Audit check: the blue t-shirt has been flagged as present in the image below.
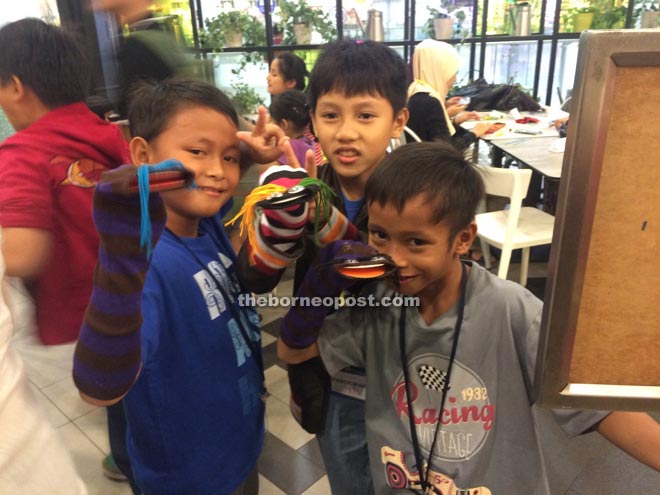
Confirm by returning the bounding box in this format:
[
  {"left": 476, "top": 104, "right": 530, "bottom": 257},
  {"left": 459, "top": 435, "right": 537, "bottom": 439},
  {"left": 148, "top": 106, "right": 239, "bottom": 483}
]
[
  {"left": 123, "top": 216, "right": 264, "bottom": 495},
  {"left": 341, "top": 190, "right": 365, "bottom": 223}
]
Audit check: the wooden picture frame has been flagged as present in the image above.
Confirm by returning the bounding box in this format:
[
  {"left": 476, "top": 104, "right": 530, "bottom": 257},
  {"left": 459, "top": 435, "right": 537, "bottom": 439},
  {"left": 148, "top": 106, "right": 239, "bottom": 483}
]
[{"left": 534, "top": 29, "right": 660, "bottom": 411}]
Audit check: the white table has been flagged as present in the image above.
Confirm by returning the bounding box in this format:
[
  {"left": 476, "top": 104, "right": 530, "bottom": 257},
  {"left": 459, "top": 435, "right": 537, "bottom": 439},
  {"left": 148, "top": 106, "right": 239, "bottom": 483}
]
[
  {"left": 461, "top": 109, "right": 567, "bottom": 141},
  {"left": 489, "top": 136, "right": 564, "bottom": 179}
]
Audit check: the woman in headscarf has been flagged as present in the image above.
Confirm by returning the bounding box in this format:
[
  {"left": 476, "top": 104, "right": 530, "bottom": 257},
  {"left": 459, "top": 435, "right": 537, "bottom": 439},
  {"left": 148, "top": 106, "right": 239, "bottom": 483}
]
[{"left": 407, "top": 40, "right": 493, "bottom": 149}]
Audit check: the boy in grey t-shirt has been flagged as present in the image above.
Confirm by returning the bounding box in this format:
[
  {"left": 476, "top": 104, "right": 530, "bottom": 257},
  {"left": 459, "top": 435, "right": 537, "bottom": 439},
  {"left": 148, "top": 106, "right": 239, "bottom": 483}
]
[{"left": 277, "top": 141, "right": 660, "bottom": 494}]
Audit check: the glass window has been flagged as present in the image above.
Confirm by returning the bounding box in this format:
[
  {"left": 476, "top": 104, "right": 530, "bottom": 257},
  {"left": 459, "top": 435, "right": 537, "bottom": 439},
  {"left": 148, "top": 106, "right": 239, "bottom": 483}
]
[
  {"left": 0, "top": 1, "right": 59, "bottom": 25},
  {"left": 551, "top": 39, "right": 580, "bottom": 109},
  {"left": 210, "top": 52, "right": 269, "bottom": 115},
  {"left": 482, "top": 41, "right": 539, "bottom": 89},
  {"left": 155, "top": 0, "right": 197, "bottom": 45},
  {"left": 414, "top": 0, "right": 475, "bottom": 41},
  {"left": 341, "top": 0, "right": 407, "bottom": 42}
]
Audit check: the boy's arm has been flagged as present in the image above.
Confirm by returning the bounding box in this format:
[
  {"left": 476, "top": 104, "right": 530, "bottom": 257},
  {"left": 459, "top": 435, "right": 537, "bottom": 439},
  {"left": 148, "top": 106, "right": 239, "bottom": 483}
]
[
  {"left": 277, "top": 340, "right": 319, "bottom": 364},
  {"left": 1, "top": 228, "right": 52, "bottom": 278},
  {"left": 276, "top": 240, "right": 377, "bottom": 364},
  {"left": 0, "top": 149, "right": 54, "bottom": 278},
  {"left": 597, "top": 411, "right": 660, "bottom": 471}
]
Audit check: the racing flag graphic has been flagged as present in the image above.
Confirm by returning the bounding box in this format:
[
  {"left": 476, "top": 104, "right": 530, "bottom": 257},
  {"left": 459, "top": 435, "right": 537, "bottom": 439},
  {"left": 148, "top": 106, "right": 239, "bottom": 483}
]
[{"left": 417, "top": 364, "right": 449, "bottom": 392}]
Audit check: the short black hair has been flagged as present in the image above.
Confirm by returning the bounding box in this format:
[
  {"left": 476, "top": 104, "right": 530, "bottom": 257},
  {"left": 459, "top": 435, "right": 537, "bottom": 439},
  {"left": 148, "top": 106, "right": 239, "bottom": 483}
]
[
  {"left": 307, "top": 40, "right": 407, "bottom": 115},
  {"left": 0, "top": 18, "right": 89, "bottom": 108},
  {"left": 269, "top": 90, "right": 310, "bottom": 132},
  {"left": 128, "top": 78, "right": 238, "bottom": 142},
  {"left": 274, "top": 52, "right": 308, "bottom": 91},
  {"left": 365, "top": 142, "right": 485, "bottom": 238}
]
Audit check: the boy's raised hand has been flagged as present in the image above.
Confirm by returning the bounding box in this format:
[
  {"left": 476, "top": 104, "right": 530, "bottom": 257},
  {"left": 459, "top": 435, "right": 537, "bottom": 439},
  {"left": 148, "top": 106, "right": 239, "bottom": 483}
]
[
  {"left": 280, "top": 137, "right": 317, "bottom": 179},
  {"left": 237, "top": 106, "right": 287, "bottom": 164},
  {"left": 280, "top": 139, "right": 324, "bottom": 224}
]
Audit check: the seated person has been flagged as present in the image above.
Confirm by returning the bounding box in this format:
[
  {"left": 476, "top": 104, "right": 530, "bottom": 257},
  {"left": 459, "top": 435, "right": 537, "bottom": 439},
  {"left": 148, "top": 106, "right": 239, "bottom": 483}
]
[{"left": 407, "top": 40, "right": 494, "bottom": 150}]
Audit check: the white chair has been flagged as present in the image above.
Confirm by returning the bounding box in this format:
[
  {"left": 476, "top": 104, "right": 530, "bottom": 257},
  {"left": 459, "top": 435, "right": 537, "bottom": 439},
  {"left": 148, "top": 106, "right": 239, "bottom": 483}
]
[
  {"left": 475, "top": 166, "right": 555, "bottom": 286},
  {"left": 389, "top": 126, "right": 422, "bottom": 150}
]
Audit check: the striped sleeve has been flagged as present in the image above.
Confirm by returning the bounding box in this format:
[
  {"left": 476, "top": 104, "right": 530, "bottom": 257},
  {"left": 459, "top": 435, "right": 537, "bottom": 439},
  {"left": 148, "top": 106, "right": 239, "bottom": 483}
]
[{"left": 315, "top": 206, "right": 359, "bottom": 245}]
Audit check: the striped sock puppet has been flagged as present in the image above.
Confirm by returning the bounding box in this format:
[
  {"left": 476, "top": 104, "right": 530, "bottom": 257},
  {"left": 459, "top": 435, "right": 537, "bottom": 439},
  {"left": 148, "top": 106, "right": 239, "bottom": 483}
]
[
  {"left": 73, "top": 160, "right": 191, "bottom": 402},
  {"left": 227, "top": 165, "right": 358, "bottom": 276}
]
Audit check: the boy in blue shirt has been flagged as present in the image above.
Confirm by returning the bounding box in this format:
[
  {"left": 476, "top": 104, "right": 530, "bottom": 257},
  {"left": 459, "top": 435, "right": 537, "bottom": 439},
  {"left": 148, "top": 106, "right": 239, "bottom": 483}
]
[
  {"left": 74, "top": 79, "right": 271, "bottom": 494},
  {"left": 277, "top": 141, "right": 660, "bottom": 494}
]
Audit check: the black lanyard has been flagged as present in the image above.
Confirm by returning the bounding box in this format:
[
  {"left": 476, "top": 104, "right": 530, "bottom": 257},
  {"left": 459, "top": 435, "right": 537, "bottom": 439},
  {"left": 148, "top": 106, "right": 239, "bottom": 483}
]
[
  {"left": 165, "top": 226, "right": 266, "bottom": 394},
  {"left": 399, "top": 261, "right": 468, "bottom": 494}
]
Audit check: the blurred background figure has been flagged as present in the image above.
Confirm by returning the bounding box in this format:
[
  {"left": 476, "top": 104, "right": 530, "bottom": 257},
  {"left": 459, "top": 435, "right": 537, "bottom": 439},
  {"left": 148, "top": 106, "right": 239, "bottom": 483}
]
[{"left": 92, "top": 0, "right": 191, "bottom": 119}]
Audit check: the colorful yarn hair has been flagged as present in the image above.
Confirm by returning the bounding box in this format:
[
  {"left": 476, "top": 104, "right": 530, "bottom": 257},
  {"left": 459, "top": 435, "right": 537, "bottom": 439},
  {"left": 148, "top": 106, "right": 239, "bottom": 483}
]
[
  {"left": 134, "top": 159, "right": 196, "bottom": 257},
  {"left": 225, "top": 178, "right": 335, "bottom": 250}
]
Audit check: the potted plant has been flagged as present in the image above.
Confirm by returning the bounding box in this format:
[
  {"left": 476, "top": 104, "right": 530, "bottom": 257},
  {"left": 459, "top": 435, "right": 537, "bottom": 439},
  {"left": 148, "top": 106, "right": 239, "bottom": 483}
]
[
  {"left": 425, "top": 7, "right": 454, "bottom": 40},
  {"left": 424, "top": 5, "right": 468, "bottom": 40},
  {"left": 576, "top": 6, "right": 597, "bottom": 31},
  {"left": 276, "top": 0, "right": 337, "bottom": 45},
  {"left": 200, "top": 10, "right": 264, "bottom": 49}
]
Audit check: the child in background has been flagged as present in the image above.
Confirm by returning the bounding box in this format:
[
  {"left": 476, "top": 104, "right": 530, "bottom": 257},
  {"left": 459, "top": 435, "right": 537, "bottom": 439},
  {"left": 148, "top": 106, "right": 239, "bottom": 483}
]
[
  {"left": 74, "top": 79, "right": 265, "bottom": 495},
  {"left": 269, "top": 89, "right": 314, "bottom": 167},
  {"left": 239, "top": 40, "right": 410, "bottom": 495},
  {"left": 0, "top": 18, "right": 129, "bottom": 345},
  {"left": 267, "top": 51, "right": 308, "bottom": 95},
  {"left": 266, "top": 52, "right": 325, "bottom": 165},
  {"left": 277, "top": 141, "right": 660, "bottom": 494}
]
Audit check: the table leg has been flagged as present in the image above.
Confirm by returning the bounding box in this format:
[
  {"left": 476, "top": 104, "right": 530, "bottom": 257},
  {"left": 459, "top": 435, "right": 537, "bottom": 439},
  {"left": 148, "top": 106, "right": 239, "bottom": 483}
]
[
  {"left": 490, "top": 145, "right": 505, "bottom": 168},
  {"left": 543, "top": 177, "right": 560, "bottom": 215},
  {"left": 525, "top": 169, "right": 543, "bottom": 207}
]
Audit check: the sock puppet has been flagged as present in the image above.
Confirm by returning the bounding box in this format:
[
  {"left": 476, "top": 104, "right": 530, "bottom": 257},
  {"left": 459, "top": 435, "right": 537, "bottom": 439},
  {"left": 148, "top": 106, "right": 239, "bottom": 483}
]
[{"left": 73, "top": 160, "right": 192, "bottom": 402}]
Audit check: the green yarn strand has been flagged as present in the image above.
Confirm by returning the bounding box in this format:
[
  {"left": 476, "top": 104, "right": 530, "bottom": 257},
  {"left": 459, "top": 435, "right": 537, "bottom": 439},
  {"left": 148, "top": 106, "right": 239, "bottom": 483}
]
[{"left": 299, "top": 177, "right": 336, "bottom": 242}]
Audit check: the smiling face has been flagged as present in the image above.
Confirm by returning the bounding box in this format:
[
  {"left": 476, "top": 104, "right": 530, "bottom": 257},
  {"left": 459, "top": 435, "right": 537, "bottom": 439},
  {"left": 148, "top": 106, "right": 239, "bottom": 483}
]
[
  {"left": 368, "top": 194, "right": 475, "bottom": 321},
  {"left": 267, "top": 59, "right": 296, "bottom": 96},
  {"left": 310, "top": 90, "right": 407, "bottom": 189},
  {"left": 131, "top": 105, "right": 240, "bottom": 237}
]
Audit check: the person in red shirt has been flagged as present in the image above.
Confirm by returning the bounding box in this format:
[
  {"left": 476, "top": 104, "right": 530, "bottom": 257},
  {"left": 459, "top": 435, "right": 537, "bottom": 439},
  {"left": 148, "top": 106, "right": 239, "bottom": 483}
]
[{"left": 0, "top": 18, "right": 130, "bottom": 345}]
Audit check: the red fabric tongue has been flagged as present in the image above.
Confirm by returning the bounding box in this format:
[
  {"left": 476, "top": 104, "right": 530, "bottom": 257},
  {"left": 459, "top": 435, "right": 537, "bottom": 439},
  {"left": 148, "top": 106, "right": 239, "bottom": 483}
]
[{"left": 338, "top": 265, "right": 387, "bottom": 279}]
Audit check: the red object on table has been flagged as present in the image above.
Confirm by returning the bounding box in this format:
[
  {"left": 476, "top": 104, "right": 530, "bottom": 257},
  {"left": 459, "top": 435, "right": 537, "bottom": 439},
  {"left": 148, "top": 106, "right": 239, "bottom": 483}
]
[{"left": 515, "top": 116, "right": 540, "bottom": 124}]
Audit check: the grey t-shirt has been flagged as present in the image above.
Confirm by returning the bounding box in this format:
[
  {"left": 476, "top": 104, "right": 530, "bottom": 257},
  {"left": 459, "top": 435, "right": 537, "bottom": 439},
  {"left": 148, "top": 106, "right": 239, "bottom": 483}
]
[{"left": 318, "top": 262, "right": 608, "bottom": 495}]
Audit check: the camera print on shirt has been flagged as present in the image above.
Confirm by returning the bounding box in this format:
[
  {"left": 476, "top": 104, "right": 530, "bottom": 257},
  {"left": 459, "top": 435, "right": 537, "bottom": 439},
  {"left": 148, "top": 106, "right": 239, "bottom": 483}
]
[{"left": 383, "top": 353, "right": 494, "bottom": 494}]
